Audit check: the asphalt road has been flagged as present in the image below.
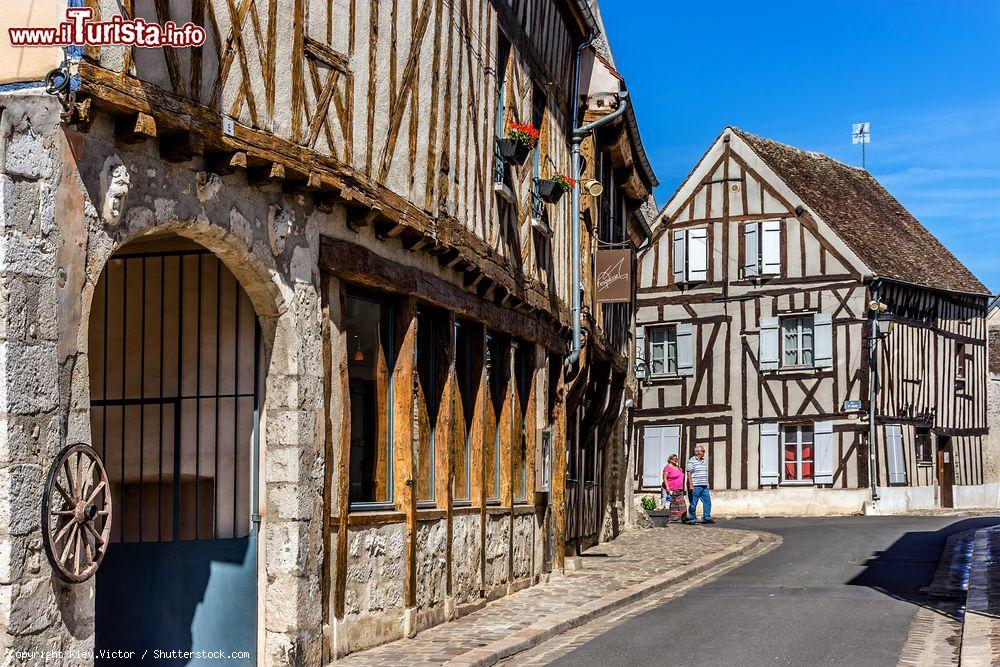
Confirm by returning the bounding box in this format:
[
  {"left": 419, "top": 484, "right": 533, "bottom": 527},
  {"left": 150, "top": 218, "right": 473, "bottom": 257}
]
[{"left": 548, "top": 515, "right": 1000, "bottom": 667}]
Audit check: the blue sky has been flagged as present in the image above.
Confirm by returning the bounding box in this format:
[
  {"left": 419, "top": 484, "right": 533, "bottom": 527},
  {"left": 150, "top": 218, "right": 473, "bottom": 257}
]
[{"left": 600, "top": 0, "right": 1000, "bottom": 293}]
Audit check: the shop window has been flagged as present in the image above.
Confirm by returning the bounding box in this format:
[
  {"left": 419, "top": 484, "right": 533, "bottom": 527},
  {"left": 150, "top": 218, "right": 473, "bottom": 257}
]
[
  {"left": 485, "top": 333, "right": 507, "bottom": 502},
  {"left": 346, "top": 293, "right": 396, "bottom": 507},
  {"left": 512, "top": 341, "right": 532, "bottom": 502},
  {"left": 416, "top": 308, "right": 447, "bottom": 504},
  {"left": 454, "top": 322, "right": 478, "bottom": 503}
]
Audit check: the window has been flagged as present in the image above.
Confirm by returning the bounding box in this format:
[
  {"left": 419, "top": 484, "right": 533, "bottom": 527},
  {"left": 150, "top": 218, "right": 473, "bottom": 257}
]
[
  {"left": 743, "top": 220, "right": 781, "bottom": 277},
  {"left": 641, "top": 426, "right": 680, "bottom": 488},
  {"left": 672, "top": 227, "right": 708, "bottom": 283},
  {"left": 645, "top": 324, "right": 694, "bottom": 377},
  {"left": 485, "top": 333, "right": 507, "bottom": 501},
  {"left": 760, "top": 314, "right": 832, "bottom": 371},
  {"left": 782, "top": 425, "right": 814, "bottom": 482},
  {"left": 782, "top": 316, "right": 814, "bottom": 367},
  {"left": 416, "top": 308, "right": 447, "bottom": 504},
  {"left": 531, "top": 84, "right": 546, "bottom": 220},
  {"left": 493, "top": 32, "right": 512, "bottom": 184},
  {"left": 454, "top": 322, "right": 477, "bottom": 503},
  {"left": 956, "top": 343, "right": 968, "bottom": 390},
  {"left": 513, "top": 341, "right": 532, "bottom": 501},
  {"left": 648, "top": 327, "right": 677, "bottom": 376},
  {"left": 346, "top": 294, "right": 395, "bottom": 507},
  {"left": 915, "top": 427, "right": 932, "bottom": 465}
]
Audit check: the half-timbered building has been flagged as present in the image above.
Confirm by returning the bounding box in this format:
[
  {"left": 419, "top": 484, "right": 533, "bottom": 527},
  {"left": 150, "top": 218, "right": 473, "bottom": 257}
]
[
  {"left": 0, "top": 0, "right": 654, "bottom": 662},
  {"left": 633, "top": 128, "right": 992, "bottom": 516}
]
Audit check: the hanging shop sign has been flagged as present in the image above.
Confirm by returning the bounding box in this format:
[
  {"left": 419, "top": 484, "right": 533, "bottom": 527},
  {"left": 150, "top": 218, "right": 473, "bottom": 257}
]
[{"left": 595, "top": 249, "right": 632, "bottom": 303}]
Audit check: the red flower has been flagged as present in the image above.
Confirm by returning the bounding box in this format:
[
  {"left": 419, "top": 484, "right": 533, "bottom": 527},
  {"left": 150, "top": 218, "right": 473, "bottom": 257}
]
[
  {"left": 552, "top": 174, "right": 576, "bottom": 192},
  {"left": 506, "top": 120, "right": 540, "bottom": 147}
]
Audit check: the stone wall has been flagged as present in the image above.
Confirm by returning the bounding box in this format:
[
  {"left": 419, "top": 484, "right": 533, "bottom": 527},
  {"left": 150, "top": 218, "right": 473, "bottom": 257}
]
[
  {"left": 986, "top": 312, "right": 1000, "bottom": 485},
  {"left": 340, "top": 524, "right": 407, "bottom": 652},
  {"left": 0, "top": 90, "right": 327, "bottom": 665}
]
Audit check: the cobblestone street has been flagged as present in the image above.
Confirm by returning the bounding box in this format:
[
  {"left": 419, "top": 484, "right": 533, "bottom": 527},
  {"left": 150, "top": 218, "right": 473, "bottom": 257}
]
[{"left": 338, "top": 525, "right": 764, "bottom": 665}]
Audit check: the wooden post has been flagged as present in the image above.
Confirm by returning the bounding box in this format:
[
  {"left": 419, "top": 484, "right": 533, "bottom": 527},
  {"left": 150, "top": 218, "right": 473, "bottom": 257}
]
[
  {"left": 332, "top": 282, "right": 351, "bottom": 622},
  {"left": 394, "top": 299, "right": 418, "bottom": 624},
  {"left": 550, "top": 356, "right": 567, "bottom": 572},
  {"left": 438, "top": 314, "right": 456, "bottom": 606}
]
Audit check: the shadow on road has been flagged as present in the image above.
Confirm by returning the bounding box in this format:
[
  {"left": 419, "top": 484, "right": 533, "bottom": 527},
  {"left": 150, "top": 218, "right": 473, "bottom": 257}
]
[{"left": 847, "top": 515, "right": 1000, "bottom": 620}]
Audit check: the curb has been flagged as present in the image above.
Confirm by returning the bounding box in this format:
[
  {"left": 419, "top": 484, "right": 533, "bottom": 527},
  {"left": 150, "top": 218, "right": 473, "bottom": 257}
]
[
  {"left": 444, "top": 530, "right": 772, "bottom": 667},
  {"left": 960, "top": 526, "right": 998, "bottom": 667}
]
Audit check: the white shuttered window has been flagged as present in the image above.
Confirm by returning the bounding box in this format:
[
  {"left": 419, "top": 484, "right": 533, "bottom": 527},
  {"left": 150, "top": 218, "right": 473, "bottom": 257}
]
[
  {"left": 642, "top": 426, "right": 680, "bottom": 488},
  {"left": 647, "top": 325, "right": 694, "bottom": 377},
  {"left": 744, "top": 220, "right": 781, "bottom": 276},
  {"left": 672, "top": 227, "right": 708, "bottom": 283},
  {"left": 885, "top": 425, "right": 907, "bottom": 484},
  {"left": 760, "top": 423, "right": 780, "bottom": 485}
]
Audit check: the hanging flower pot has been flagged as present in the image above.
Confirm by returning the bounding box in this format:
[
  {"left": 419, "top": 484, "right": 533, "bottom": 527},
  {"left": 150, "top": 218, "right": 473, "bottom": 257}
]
[
  {"left": 496, "top": 137, "right": 531, "bottom": 166},
  {"left": 496, "top": 120, "right": 539, "bottom": 167},
  {"left": 537, "top": 173, "right": 575, "bottom": 204}
]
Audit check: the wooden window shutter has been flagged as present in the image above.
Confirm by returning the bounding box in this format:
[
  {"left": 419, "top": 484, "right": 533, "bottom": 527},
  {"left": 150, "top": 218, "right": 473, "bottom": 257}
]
[
  {"left": 642, "top": 427, "right": 662, "bottom": 487},
  {"left": 886, "top": 424, "right": 907, "bottom": 484},
  {"left": 672, "top": 229, "right": 686, "bottom": 284},
  {"left": 814, "top": 313, "right": 833, "bottom": 368},
  {"left": 759, "top": 317, "right": 780, "bottom": 370},
  {"left": 687, "top": 228, "right": 708, "bottom": 282},
  {"left": 663, "top": 426, "right": 681, "bottom": 463},
  {"left": 635, "top": 325, "right": 646, "bottom": 379},
  {"left": 676, "top": 323, "right": 694, "bottom": 376},
  {"left": 761, "top": 219, "right": 781, "bottom": 275},
  {"left": 813, "top": 421, "right": 834, "bottom": 484},
  {"left": 759, "top": 423, "right": 780, "bottom": 485},
  {"left": 743, "top": 222, "right": 759, "bottom": 277}
]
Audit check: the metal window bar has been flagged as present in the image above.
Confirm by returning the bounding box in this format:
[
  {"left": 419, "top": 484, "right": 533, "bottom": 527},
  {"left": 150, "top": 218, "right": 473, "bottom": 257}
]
[{"left": 91, "top": 251, "right": 260, "bottom": 544}]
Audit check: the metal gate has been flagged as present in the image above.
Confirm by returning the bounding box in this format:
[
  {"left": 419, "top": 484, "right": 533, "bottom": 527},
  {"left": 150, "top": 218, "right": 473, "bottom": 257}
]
[{"left": 89, "top": 246, "right": 261, "bottom": 665}]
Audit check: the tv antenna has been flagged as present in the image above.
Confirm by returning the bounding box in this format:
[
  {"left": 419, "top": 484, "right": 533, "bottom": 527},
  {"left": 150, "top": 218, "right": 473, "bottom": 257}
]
[{"left": 852, "top": 122, "right": 871, "bottom": 169}]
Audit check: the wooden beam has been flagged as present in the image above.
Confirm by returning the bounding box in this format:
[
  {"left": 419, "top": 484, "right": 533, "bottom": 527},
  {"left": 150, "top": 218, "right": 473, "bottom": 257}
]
[
  {"left": 247, "top": 161, "right": 286, "bottom": 186},
  {"left": 319, "top": 237, "right": 567, "bottom": 352},
  {"left": 346, "top": 204, "right": 383, "bottom": 230},
  {"left": 158, "top": 132, "right": 203, "bottom": 162},
  {"left": 394, "top": 299, "right": 418, "bottom": 610},
  {"left": 205, "top": 150, "right": 247, "bottom": 175},
  {"left": 114, "top": 112, "right": 157, "bottom": 144}
]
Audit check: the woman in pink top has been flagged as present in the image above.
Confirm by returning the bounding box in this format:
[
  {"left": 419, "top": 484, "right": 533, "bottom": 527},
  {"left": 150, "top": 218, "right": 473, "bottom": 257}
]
[{"left": 661, "top": 454, "right": 687, "bottom": 524}]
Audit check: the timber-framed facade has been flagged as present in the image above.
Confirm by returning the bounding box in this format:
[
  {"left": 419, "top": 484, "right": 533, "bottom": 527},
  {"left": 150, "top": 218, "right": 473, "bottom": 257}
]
[
  {"left": 0, "top": 0, "right": 655, "bottom": 663},
  {"left": 633, "top": 128, "right": 991, "bottom": 516}
]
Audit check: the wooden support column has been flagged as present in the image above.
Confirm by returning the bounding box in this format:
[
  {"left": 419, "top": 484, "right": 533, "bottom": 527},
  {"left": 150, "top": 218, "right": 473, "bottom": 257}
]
[
  {"left": 470, "top": 329, "right": 488, "bottom": 593},
  {"left": 550, "top": 357, "right": 568, "bottom": 572},
  {"left": 394, "top": 298, "right": 419, "bottom": 632},
  {"left": 439, "top": 314, "right": 456, "bottom": 608},
  {"left": 500, "top": 341, "right": 514, "bottom": 509},
  {"left": 331, "top": 280, "right": 351, "bottom": 624}
]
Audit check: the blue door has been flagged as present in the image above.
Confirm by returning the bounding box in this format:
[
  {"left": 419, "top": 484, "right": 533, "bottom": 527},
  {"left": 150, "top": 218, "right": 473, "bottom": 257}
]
[{"left": 90, "top": 246, "right": 261, "bottom": 665}]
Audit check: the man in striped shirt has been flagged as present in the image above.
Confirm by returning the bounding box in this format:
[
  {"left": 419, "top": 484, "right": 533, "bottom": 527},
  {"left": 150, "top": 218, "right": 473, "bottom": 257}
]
[{"left": 686, "top": 446, "right": 714, "bottom": 524}]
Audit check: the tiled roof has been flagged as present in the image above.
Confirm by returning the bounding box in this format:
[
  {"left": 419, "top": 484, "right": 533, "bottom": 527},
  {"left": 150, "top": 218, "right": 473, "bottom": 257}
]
[{"left": 733, "top": 128, "right": 989, "bottom": 296}]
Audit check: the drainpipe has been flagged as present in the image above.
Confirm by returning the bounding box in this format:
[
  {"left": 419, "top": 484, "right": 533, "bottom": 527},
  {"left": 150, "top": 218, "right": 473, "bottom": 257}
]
[
  {"left": 869, "top": 278, "right": 881, "bottom": 501},
  {"left": 566, "top": 89, "right": 630, "bottom": 367}
]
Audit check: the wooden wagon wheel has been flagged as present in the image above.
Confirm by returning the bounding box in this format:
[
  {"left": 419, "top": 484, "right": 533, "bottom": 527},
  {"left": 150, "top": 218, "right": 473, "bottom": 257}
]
[{"left": 41, "top": 443, "right": 113, "bottom": 583}]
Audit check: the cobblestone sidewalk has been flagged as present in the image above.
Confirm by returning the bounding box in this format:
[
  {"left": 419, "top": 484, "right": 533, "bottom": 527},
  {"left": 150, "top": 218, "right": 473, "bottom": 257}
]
[
  {"left": 961, "top": 525, "right": 1000, "bottom": 666},
  {"left": 338, "top": 525, "right": 766, "bottom": 666}
]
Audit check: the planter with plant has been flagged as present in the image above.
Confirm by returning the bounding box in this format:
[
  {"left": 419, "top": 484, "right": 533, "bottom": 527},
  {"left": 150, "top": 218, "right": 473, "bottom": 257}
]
[
  {"left": 640, "top": 496, "right": 657, "bottom": 512},
  {"left": 495, "top": 120, "right": 539, "bottom": 167},
  {"left": 536, "top": 173, "right": 575, "bottom": 204}
]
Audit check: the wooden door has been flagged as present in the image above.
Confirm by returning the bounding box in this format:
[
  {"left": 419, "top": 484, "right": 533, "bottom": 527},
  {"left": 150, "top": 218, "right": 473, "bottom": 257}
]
[{"left": 937, "top": 437, "right": 954, "bottom": 508}]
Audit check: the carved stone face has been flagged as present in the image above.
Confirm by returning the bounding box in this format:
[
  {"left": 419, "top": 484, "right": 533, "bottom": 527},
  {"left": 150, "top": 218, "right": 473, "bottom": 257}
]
[
  {"left": 268, "top": 205, "right": 293, "bottom": 256},
  {"left": 101, "top": 161, "right": 131, "bottom": 225}
]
